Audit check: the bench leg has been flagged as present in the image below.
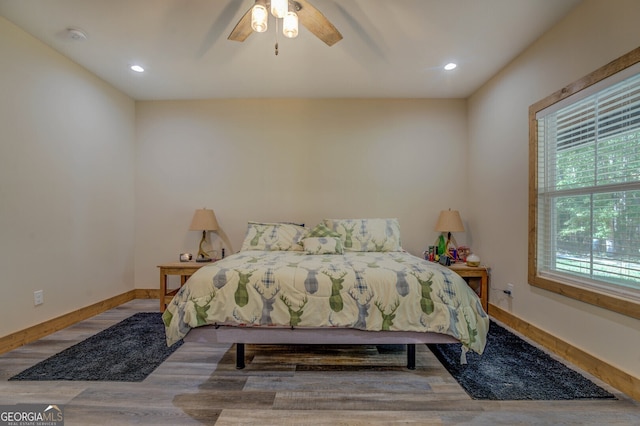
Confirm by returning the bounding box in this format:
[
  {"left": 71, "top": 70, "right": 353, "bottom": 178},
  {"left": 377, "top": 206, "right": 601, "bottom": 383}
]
[
  {"left": 407, "top": 344, "right": 416, "bottom": 370},
  {"left": 235, "top": 343, "right": 245, "bottom": 369}
]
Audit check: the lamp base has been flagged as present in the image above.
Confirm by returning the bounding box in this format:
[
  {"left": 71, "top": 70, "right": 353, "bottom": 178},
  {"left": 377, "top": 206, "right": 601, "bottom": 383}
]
[{"left": 196, "top": 230, "right": 212, "bottom": 262}]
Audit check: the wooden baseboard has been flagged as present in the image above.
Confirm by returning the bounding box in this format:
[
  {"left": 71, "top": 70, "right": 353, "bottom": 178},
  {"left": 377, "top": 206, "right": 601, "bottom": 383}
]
[
  {"left": 489, "top": 303, "right": 640, "bottom": 402},
  {"left": 0, "top": 289, "right": 158, "bottom": 355},
  {"left": 136, "top": 288, "right": 159, "bottom": 300}
]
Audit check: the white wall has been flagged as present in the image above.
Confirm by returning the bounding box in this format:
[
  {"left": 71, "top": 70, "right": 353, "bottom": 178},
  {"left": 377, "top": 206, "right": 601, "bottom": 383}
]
[
  {"left": 0, "top": 17, "right": 136, "bottom": 337},
  {"left": 134, "top": 99, "right": 469, "bottom": 289},
  {"left": 468, "top": 0, "right": 640, "bottom": 378}
]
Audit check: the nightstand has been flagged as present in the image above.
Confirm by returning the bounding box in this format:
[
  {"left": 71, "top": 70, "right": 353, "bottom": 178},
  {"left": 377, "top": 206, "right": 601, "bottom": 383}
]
[
  {"left": 158, "top": 261, "right": 211, "bottom": 312},
  {"left": 447, "top": 262, "right": 489, "bottom": 312}
]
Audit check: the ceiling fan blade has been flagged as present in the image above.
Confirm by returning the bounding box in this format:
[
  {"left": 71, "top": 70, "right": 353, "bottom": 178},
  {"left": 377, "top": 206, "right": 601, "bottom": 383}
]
[
  {"left": 228, "top": 5, "right": 254, "bottom": 42},
  {"left": 295, "top": 0, "right": 343, "bottom": 46}
]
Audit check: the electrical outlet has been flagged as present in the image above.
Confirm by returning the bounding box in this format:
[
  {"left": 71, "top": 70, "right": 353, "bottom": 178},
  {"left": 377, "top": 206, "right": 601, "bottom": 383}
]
[
  {"left": 506, "top": 283, "right": 514, "bottom": 298},
  {"left": 34, "top": 290, "right": 44, "bottom": 306}
]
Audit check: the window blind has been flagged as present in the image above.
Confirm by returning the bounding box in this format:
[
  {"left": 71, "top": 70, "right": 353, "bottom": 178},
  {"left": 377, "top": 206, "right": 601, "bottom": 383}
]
[{"left": 536, "top": 71, "right": 640, "bottom": 297}]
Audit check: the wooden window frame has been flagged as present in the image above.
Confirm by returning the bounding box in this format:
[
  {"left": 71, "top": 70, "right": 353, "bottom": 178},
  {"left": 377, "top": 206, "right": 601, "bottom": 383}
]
[{"left": 528, "top": 46, "right": 640, "bottom": 320}]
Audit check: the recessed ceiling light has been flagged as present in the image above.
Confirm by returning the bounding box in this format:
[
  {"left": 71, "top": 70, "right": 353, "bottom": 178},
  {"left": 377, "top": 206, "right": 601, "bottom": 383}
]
[
  {"left": 444, "top": 63, "right": 457, "bottom": 71},
  {"left": 130, "top": 65, "right": 145, "bottom": 73}
]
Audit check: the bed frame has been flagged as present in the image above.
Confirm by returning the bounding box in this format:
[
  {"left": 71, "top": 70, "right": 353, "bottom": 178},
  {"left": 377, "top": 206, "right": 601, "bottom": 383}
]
[{"left": 184, "top": 326, "right": 458, "bottom": 369}]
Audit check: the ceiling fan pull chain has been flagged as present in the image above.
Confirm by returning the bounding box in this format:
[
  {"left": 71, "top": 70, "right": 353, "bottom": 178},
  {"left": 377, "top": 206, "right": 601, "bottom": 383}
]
[{"left": 275, "top": 17, "right": 279, "bottom": 55}]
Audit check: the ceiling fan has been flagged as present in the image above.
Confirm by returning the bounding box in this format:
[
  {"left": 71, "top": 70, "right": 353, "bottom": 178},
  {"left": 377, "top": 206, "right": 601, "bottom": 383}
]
[{"left": 228, "top": 0, "right": 343, "bottom": 47}]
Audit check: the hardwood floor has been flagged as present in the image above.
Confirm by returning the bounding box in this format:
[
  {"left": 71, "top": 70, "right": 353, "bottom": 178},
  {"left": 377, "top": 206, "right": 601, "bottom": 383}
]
[{"left": 1, "top": 299, "right": 638, "bottom": 425}]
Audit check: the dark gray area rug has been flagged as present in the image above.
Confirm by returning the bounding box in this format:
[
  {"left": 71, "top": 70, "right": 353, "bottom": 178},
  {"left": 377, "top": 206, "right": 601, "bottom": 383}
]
[
  {"left": 10, "top": 312, "right": 183, "bottom": 382},
  {"left": 428, "top": 321, "right": 616, "bottom": 400}
]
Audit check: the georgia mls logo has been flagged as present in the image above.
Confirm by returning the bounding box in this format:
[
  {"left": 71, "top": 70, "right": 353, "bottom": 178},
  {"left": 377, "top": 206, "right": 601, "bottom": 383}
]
[{"left": 0, "top": 404, "right": 64, "bottom": 426}]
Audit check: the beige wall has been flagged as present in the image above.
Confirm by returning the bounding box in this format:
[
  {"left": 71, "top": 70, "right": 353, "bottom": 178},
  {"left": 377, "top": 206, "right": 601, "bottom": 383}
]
[
  {"left": 468, "top": 0, "right": 640, "bottom": 378},
  {"left": 134, "top": 99, "right": 469, "bottom": 290},
  {"left": 0, "top": 17, "right": 136, "bottom": 337}
]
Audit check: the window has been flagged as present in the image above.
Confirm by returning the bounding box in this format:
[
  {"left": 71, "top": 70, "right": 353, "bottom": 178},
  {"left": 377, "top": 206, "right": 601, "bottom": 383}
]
[{"left": 529, "top": 47, "right": 640, "bottom": 319}]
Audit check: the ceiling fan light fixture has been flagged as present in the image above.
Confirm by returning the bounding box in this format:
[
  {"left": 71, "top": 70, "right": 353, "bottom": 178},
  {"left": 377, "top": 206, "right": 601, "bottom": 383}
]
[
  {"left": 283, "top": 11, "right": 299, "bottom": 38},
  {"left": 228, "top": 0, "right": 342, "bottom": 48},
  {"left": 271, "top": 0, "right": 288, "bottom": 19},
  {"left": 251, "top": 3, "right": 268, "bottom": 33}
]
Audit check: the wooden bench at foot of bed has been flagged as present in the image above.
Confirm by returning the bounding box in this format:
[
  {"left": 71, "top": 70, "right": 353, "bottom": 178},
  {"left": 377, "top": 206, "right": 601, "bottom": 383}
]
[{"left": 183, "top": 326, "right": 459, "bottom": 370}]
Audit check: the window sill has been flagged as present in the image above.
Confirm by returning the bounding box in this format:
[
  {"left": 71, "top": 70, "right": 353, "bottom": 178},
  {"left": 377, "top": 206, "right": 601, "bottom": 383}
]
[{"left": 529, "top": 273, "right": 640, "bottom": 320}]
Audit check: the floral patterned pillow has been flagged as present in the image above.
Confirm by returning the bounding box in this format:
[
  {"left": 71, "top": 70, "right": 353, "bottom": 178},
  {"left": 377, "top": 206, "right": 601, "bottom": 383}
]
[
  {"left": 302, "top": 237, "right": 344, "bottom": 255},
  {"left": 323, "top": 218, "right": 402, "bottom": 252},
  {"left": 240, "top": 222, "right": 308, "bottom": 251}
]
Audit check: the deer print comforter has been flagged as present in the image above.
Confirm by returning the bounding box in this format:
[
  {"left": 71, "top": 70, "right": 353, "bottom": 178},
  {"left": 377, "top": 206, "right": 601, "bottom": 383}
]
[{"left": 163, "top": 250, "right": 489, "bottom": 354}]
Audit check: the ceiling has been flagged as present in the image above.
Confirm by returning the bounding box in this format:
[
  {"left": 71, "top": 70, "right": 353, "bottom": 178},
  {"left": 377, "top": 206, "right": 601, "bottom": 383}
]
[{"left": 0, "top": 0, "right": 581, "bottom": 101}]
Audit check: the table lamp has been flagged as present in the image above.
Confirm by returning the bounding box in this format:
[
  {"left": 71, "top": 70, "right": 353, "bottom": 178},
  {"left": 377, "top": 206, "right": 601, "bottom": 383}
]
[
  {"left": 434, "top": 209, "right": 465, "bottom": 257},
  {"left": 189, "top": 208, "right": 219, "bottom": 262}
]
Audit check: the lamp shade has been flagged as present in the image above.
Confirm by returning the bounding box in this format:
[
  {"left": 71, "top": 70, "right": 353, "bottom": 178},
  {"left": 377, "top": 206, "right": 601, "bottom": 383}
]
[
  {"left": 434, "top": 209, "right": 464, "bottom": 233},
  {"left": 189, "top": 208, "right": 219, "bottom": 231},
  {"left": 283, "top": 11, "right": 299, "bottom": 38},
  {"left": 251, "top": 3, "right": 268, "bottom": 33}
]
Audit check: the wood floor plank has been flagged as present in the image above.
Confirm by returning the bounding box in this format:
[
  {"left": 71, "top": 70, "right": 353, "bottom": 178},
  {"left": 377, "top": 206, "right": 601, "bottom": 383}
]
[
  {"left": 64, "top": 405, "right": 216, "bottom": 425},
  {"left": 0, "top": 382, "right": 86, "bottom": 404},
  {"left": 273, "top": 391, "right": 474, "bottom": 411},
  {"left": 245, "top": 371, "right": 436, "bottom": 393},
  {"left": 215, "top": 409, "right": 447, "bottom": 425}
]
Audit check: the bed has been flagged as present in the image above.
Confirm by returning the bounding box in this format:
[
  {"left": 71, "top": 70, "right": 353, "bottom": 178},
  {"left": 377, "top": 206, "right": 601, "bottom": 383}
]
[{"left": 163, "top": 219, "right": 489, "bottom": 369}]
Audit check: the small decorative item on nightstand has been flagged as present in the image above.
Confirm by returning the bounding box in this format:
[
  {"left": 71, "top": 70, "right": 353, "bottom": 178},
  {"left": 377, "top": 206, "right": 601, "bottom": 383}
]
[
  {"left": 466, "top": 253, "right": 480, "bottom": 267},
  {"left": 457, "top": 246, "right": 471, "bottom": 262}
]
